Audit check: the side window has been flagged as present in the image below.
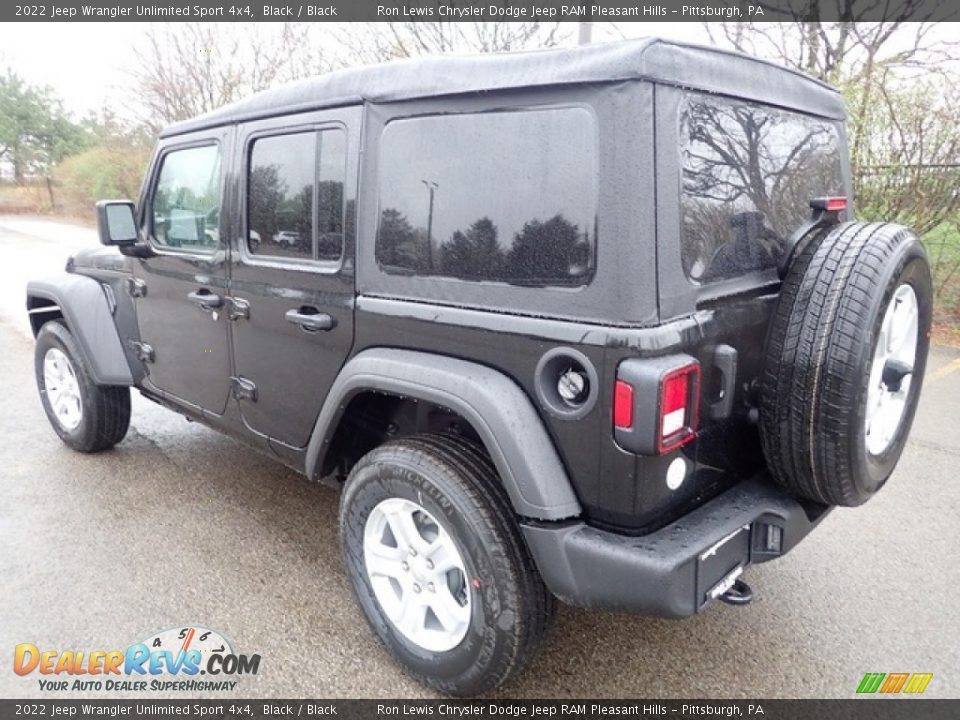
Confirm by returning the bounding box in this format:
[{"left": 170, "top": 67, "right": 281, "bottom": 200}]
[
  {"left": 375, "top": 108, "right": 597, "bottom": 287},
  {"left": 248, "top": 132, "right": 315, "bottom": 260},
  {"left": 246, "top": 127, "right": 347, "bottom": 262},
  {"left": 679, "top": 94, "right": 843, "bottom": 283},
  {"left": 317, "top": 129, "right": 346, "bottom": 261},
  {"left": 152, "top": 144, "right": 222, "bottom": 252}
]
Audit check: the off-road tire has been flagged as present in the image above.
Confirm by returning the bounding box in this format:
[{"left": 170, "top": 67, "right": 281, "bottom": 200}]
[
  {"left": 339, "top": 433, "right": 554, "bottom": 696},
  {"left": 35, "top": 320, "right": 131, "bottom": 453},
  {"left": 760, "top": 222, "right": 932, "bottom": 506}
]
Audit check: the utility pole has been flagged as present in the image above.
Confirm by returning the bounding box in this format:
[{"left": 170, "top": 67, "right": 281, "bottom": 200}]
[
  {"left": 421, "top": 179, "right": 438, "bottom": 271},
  {"left": 578, "top": 22, "right": 593, "bottom": 46}
]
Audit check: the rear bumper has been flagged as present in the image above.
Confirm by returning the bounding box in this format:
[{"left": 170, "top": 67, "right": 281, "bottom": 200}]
[{"left": 521, "top": 477, "right": 831, "bottom": 618}]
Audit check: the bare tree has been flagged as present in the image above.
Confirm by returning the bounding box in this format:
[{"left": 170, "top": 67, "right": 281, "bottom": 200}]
[
  {"left": 337, "top": 22, "right": 567, "bottom": 64},
  {"left": 701, "top": 16, "right": 960, "bottom": 305},
  {"left": 131, "top": 21, "right": 567, "bottom": 131},
  {"left": 851, "top": 74, "right": 960, "bottom": 224},
  {"left": 130, "top": 23, "right": 333, "bottom": 131},
  {"left": 700, "top": 20, "right": 960, "bottom": 197},
  {"left": 704, "top": 20, "right": 957, "bottom": 166},
  {"left": 702, "top": 15, "right": 955, "bottom": 83}
]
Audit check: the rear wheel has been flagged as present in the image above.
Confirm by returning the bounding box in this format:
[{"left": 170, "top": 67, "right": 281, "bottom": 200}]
[
  {"left": 339, "top": 434, "right": 554, "bottom": 695},
  {"left": 35, "top": 320, "right": 131, "bottom": 453},
  {"left": 760, "top": 222, "right": 933, "bottom": 506},
  {"left": 864, "top": 284, "right": 920, "bottom": 457}
]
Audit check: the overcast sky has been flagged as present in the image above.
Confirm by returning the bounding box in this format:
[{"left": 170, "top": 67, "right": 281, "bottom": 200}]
[{"left": 0, "top": 22, "right": 712, "bottom": 119}]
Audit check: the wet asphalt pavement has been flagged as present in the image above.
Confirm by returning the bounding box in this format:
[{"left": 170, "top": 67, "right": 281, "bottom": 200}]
[{"left": 0, "top": 217, "right": 958, "bottom": 699}]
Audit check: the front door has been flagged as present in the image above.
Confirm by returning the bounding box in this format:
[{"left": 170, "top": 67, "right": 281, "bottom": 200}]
[
  {"left": 134, "top": 130, "right": 233, "bottom": 415},
  {"left": 229, "top": 108, "right": 360, "bottom": 448}
]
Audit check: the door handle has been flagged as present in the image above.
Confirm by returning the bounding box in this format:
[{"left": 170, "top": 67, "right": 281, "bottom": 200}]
[
  {"left": 285, "top": 307, "right": 336, "bottom": 332},
  {"left": 188, "top": 289, "right": 223, "bottom": 310}
]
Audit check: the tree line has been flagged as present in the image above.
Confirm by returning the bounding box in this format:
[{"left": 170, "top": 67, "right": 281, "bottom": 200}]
[{"left": 378, "top": 211, "right": 592, "bottom": 284}]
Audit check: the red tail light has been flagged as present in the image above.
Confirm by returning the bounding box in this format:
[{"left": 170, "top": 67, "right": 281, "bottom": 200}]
[
  {"left": 811, "top": 196, "right": 847, "bottom": 212},
  {"left": 658, "top": 364, "right": 700, "bottom": 453},
  {"left": 613, "top": 380, "right": 634, "bottom": 429},
  {"left": 613, "top": 354, "right": 701, "bottom": 456}
]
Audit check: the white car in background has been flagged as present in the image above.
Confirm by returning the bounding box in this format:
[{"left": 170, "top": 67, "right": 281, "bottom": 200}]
[{"left": 273, "top": 230, "right": 300, "bottom": 247}]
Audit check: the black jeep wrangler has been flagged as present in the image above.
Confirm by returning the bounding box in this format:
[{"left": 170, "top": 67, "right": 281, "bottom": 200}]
[{"left": 28, "top": 39, "right": 932, "bottom": 695}]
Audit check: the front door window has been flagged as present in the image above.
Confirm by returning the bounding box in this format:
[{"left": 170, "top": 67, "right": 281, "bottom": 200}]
[{"left": 152, "top": 144, "right": 222, "bottom": 252}]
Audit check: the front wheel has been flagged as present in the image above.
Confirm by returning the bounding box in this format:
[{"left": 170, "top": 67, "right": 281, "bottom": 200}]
[
  {"left": 35, "top": 320, "right": 131, "bottom": 453},
  {"left": 339, "top": 434, "right": 554, "bottom": 696}
]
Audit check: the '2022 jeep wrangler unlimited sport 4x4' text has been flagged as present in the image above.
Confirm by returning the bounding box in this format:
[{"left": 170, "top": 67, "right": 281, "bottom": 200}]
[{"left": 28, "top": 40, "right": 932, "bottom": 695}]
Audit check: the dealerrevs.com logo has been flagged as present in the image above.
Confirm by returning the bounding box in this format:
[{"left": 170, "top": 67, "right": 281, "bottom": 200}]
[{"left": 13, "top": 626, "right": 261, "bottom": 692}]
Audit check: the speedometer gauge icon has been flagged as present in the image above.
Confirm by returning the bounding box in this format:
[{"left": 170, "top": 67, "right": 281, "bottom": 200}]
[{"left": 138, "top": 625, "right": 233, "bottom": 671}]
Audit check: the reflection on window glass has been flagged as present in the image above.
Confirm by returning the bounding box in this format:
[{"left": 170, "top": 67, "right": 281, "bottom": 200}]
[
  {"left": 317, "top": 129, "right": 346, "bottom": 261},
  {"left": 152, "top": 145, "right": 221, "bottom": 252},
  {"left": 376, "top": 108, "right": 597, "bottom": 286},
  {"left": 246, "top": 129, "right": 346, "bottom": 262},
  {"left": 248, "top": 132, "right": 315, "bottom": 260},
  {"left": 680, "top": 94, "right": 843, "bottom": 283}
]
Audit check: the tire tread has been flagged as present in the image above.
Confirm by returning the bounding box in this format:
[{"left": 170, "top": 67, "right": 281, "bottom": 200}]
[
  {"left": 339, "top": 432, "right": 553, "bottom": 695},
  {"left": 35, "top": 320, "right": 130, "bottom": 453},
  {"left": 760, "top": 222, "right": 931, "bottom": 506}
]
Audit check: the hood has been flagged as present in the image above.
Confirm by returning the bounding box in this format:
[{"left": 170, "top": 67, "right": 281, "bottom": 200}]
[{"left": 67, "top": 246, "right": 130, "bottom": 274}]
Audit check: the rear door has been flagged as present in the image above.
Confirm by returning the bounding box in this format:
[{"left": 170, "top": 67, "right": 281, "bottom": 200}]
[
  {"left": 134, "top": 131, "right": 233, "bottom": 415},
  {"left": 229, "top": 107, "right": 360, "bottom": 448}
]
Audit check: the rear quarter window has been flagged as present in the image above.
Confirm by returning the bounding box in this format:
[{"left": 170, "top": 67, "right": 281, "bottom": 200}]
[
  {"left": 375, "top": 107, "right": 598, "bottom": 287},
  {"left": 680, "top": 93, "right": 843, "bottom": 284}
]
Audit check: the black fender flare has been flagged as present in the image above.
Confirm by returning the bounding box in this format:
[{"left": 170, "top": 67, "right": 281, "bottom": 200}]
[
  {"left": 26, "top": 273, "right": 134, "bottom": 386},
  {"left": 305, "top": 348, "right": 582, "bottom": 521}
]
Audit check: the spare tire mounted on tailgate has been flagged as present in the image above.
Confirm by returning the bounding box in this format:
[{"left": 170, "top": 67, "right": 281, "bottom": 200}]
[{"left": 760, "top": 222, "right": 933, "bottom": 507}]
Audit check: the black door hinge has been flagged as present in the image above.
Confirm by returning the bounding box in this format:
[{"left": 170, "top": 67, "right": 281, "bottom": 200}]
[
  {"left": 227, "top": 297, "right": 250, "bottom": 321},
  {"left": 130, "top": 341, "right": 155, "bottom": 363},
  {"left": 230, "top": 376, "right": 257, "bottom": 402},
  {"left": 126, "top": 277, "right": 147, "bottom": 298}
]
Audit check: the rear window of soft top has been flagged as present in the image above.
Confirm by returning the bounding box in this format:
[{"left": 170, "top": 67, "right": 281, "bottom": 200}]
[{"left": 680, "top": 93, "right": 844, "bottom": 284}]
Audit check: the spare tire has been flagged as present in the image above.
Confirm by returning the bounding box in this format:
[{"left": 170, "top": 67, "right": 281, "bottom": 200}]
[{"left": 760, "top": 222, "right": 932, "bottom": 506}]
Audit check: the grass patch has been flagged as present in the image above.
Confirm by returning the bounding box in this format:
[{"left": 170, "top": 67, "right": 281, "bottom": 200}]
[
  {"left": 923, "top": 223, "right": 960, "bottom": 323},
  {"left": 0, "top": 183, "right": 50, "bottom": 214}
]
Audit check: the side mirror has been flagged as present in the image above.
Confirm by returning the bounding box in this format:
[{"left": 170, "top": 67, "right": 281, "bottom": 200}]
[{"left": 95, "top": 200, "right": 138, "bottom": 247}]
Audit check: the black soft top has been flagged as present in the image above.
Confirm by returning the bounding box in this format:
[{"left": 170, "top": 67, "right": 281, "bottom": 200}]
[{"left": 161, "top": 38, "right": 845, "bottom": 138}]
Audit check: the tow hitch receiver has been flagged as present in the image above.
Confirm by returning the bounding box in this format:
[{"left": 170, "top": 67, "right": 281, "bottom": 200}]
[
  {"left": 698, "top": 524, "right": 752, "bottom": 611},
  {"left": 706, "top": 564, "right": 754, "bottom": 607},
  {"left": 720, "top": 578, "right": 754, "bottom": 606}
]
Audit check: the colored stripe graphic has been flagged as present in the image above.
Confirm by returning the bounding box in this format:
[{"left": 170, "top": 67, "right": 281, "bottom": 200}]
[
  {"left": 857, "top": 672, "right": 933, "bottom": 694},
  {"left": 857, "top": 673, "right": 885, "bottom": 693},
  {"left": 904, "top": 673, "right": 933, "bottom": 694},
  {"left": 880, "top": 673, "right": 909, "bottom": 693}
]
